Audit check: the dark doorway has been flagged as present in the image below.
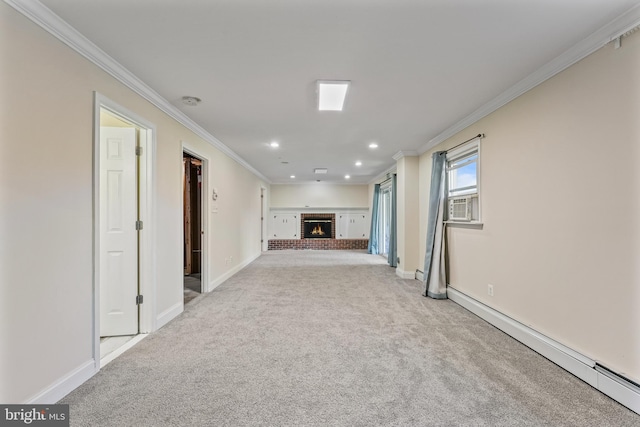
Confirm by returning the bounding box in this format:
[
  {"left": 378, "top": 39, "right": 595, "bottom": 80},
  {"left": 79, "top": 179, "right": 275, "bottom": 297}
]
[{"left": 183, "top": 152, "right": 202, "bottom": 303}]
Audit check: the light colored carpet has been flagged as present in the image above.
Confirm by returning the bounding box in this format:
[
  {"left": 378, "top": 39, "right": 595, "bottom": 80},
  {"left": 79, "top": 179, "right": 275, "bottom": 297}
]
[
  {"left": 61, "top": 250, "right": 638, "bottom": 426},
  {"left": 183, "top": 274, "right": 201, "bottom": 304}
]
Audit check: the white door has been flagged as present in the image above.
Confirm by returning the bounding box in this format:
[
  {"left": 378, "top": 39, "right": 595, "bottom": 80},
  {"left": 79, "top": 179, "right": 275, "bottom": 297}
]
[{"left": 100, "top": 127, "right": 138, "bottom": 336}]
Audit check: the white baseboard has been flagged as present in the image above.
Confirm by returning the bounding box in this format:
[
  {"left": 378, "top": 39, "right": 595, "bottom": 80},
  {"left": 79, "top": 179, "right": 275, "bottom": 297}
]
[
  {"left": 156, "top": 301, "right": 183, "bottom": 330},
  {"left": 209, "top": 252, "right": 261, "bottom": 290},
  {"left": 100, "top": 334, "right": 148, "bottom": 368},
  {"left": 26, "top": 360, "right": 96, "bottom": 404},
  {"left": 395, "top": 268, "right": 417, "bottom": 280},
  {"left": 23, "top": 253, "right": 262, "bottom": 404},
  {"left": 447, "top": 287, "right": 639, "bottom": 414}
]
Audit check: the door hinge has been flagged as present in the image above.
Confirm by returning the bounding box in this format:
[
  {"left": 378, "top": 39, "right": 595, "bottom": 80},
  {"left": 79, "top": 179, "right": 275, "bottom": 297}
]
[
  {"left": 136, "top": 295, "right": 144, "bottom": 305},
  {"left": 135, "top": 220, "right": 143, "bottom": 230},
  {"left": 135, "top": 146, "right": 143, "bottom": 156}
]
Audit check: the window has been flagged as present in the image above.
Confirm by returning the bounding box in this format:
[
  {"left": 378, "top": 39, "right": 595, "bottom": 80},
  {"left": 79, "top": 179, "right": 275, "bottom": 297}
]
[{"left": 446, "top": 139, "right": 480, "bottom": 222}]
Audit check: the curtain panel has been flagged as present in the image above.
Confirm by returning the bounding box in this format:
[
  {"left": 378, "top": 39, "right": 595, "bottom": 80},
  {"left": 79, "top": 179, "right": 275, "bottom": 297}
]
[
  {"left": 423, "top": 152, "right": 448, "bottom": 299},
  {"left": 388, "top": 174, "right": 397, "bottom": 267},
  {"left": 368, "top": 184, "right": 381, "bottom": 254}
]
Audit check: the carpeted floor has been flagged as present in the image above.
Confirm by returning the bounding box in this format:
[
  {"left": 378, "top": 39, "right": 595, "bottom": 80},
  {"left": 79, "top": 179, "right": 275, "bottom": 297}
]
[
  {"left": 61, "top": 250, "right": 639, "bottom": 426},
  {"left": 183, "top": 273, "right": 201, "bottom": 305}
]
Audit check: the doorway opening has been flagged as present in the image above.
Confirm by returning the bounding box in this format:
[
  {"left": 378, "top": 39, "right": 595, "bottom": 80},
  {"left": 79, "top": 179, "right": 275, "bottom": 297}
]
[
  {"left": 183, "top": 152, "right": 203, "bottom": 304},
  {"left": 94, "top": 94, "right": 155, "bottom": 367}
]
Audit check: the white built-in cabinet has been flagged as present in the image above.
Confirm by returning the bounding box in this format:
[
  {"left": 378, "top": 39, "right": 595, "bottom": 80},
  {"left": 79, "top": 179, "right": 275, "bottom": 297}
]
[
  {"left": 271, "top": 213, "right": 298, "bottom": 239},
  {"left": 269, "top": 210, "right": 369, "bottom": 240},
  {"left": 337, "top": 213, "right": 369, "bottom": 239}
]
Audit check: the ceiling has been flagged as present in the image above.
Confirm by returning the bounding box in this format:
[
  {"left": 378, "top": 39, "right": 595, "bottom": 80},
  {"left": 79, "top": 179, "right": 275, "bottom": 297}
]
[{"left": 38, "top": 0, "right": 639, "bottom": 184}]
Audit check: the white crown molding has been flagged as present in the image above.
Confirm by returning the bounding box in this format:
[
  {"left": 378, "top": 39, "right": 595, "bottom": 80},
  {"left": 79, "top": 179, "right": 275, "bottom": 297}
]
[
  {"left": 392, "top": 150, "right": 418, "bottom": 161},
  {"left": 4, "top": 0, "right": 271, "bottom": 184},
  {"left": 369, "top": 164, "right": 397, "bottom": 185},
  {"left": 418, "top": 3, "right": 640, "bottom": 155}
]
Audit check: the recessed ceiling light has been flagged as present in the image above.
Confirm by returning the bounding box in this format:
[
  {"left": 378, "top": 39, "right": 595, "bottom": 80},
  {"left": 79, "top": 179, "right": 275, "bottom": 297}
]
[
  {"left": 355, "top": 161, "right": 362, "bottom": 166},
  {"left": 345, "top": 175, "right": 351, "bottom": 179},
  {"left": 369, "top": 142, "right": 378, "bottom": 149},
  {"left": 290, "top": 175, "right": 295, "bottom": 179},
  {"left": 317, "top": 80, "right": 350, "bottom": 111},
  {"left": 270, "top": 141, "right": 279, "bottom": 148},
  {"left": 314, "top": 168, "right": 328, "bottom": 174}
]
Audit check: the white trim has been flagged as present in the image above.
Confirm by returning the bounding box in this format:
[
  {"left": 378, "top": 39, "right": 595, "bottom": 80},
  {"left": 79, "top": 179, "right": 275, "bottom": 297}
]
[
  {"left": 269, "top": 207, "right": 368, "bottom": 213},
  {"left": 26, "top": 360, "right": 96, "bottom": 404},
  {"left": 369, "top": 165, "right": 397, "bottom": 186},
  {"left": 100, "top": 334, "right": 148, "bottom": 368},
  {"left": 596, "top": 367, "right": 640, "bottom": 414},
  {"left": 156, "top": 302, "right": 183, "bottom": 330},
  {"left": 94, "top": 93, "right": 157, "bottom": 351},
  {"left": 418, "top": 4, "right": 640, "bottom": 154},
  {"left": 138, "top": 125, "right": 157, "bottom": 333},
  {"left": 209, "top": 252, "right": 261, "bottom": 290},
  {"left": 261, "top": 186, "right": 269, "bottom": 252},
  {"left": 5, "top": 0, "right": 270, "bottom": 184},
  {"left": 392, "top": 151, "right": 418, "bottom": 161},
  {"left": 395, "top": 268, "right": 417, "bottom": 280},
  {"left": 182, "top": 141, "right": 210, "bottom": 293},
  {"left": 447, "top": 287, "right": 640, "bottom": 414}
]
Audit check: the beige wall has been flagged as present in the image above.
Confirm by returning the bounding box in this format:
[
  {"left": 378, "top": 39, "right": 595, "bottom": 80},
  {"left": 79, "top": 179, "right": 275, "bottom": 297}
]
[
  {"left": 0, "top": 3, "right": 267, "bottom": 403},
  {"left": 270, "top": 183, "right": 368, "bottom": 208},
  {"left": 419, "top": 31, "right": 640, "bottom": 382}
]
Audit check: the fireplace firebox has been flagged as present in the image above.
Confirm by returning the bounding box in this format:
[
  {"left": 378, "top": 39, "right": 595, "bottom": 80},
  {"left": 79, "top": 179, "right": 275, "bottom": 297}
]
[{"left": 303, "top": 218, "right": 332, "bottom": 239}]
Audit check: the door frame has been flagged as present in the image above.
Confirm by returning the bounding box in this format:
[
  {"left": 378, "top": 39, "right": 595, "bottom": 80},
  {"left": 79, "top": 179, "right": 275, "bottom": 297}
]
[
  {"left": 261, "top": 186, "right": 268, "bottom": 252},
  {"left": 93, "top": 93, "right": 156, "bottom": 367},
  {"left": 182, "top": 141, "right": 210, "bottom": 293}
]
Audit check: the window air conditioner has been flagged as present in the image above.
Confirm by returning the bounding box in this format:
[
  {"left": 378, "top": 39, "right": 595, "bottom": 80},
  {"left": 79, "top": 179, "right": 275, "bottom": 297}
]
[{"left": 449, "top": 196, "right": 471, "bottom": 221}]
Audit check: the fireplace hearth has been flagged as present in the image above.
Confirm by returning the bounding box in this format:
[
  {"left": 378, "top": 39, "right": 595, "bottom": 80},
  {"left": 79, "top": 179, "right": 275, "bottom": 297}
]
[{"left": 303, "top": 218, "right": 332, "bottom": 239}]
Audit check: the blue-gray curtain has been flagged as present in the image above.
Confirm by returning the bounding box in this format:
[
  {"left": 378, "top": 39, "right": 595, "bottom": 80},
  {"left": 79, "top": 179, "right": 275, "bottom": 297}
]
[
  {"left": 368, "top": 184, "right": 381, "bottom": 254},
  {"left": 423, "top": 152, "right": 448, "bottom": 298},
  {"left": 388, "top": 174, "right": 397, "bottom": 267}
]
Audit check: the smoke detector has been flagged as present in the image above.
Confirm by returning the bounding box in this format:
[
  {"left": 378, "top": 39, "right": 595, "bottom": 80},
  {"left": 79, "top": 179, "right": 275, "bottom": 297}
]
[{"left": 181, "top": 96, "right": 201, "bottom": 106}]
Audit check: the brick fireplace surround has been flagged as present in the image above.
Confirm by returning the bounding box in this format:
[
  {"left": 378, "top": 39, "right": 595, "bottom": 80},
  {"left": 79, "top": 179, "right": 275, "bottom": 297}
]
[{"left": 268, "top": 213, "right": 368, "bottom": 250}]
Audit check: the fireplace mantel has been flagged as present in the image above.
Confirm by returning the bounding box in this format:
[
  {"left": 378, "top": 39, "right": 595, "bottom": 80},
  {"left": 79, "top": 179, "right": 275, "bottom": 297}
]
[{"left": 269, "top": 207, "right": 368, "bottom": 213}]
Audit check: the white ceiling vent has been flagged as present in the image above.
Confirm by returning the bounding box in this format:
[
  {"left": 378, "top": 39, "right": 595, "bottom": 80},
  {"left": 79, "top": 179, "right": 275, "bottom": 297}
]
[{"left": 314, "top": 168, "right": 328, "bottom": 174}]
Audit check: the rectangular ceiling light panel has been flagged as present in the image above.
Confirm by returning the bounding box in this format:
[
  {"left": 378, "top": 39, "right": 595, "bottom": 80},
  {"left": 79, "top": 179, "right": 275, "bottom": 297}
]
[{"left": 317, "top": 80, "right": 350, "bottom": 111}]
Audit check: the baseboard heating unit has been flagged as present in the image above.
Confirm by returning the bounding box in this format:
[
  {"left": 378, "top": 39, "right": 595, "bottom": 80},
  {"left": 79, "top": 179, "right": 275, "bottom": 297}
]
[{"left": 445, "top": 287, "right": 640, "bottom": 415}]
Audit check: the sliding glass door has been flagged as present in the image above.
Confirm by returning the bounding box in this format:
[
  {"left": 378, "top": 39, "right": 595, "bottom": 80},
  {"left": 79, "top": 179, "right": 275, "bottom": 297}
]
[{"left": 379, "top": 185, "right": 392, "bottom": 258}]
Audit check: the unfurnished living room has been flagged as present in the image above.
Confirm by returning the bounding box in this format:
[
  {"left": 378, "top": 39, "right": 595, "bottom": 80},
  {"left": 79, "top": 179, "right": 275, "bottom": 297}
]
[{"left": 2, "top": 0, "right": 640, "bottom": 425}]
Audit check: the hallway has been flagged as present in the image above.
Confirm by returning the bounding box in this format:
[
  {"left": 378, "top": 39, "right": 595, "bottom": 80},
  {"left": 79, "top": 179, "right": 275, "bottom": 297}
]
[{"left": 60, "top": 251, "right": 638, "bottom": 426}]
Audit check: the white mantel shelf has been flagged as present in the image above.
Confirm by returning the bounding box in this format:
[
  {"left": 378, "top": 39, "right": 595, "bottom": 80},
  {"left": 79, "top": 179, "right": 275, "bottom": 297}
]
[{"left": 270, "top": 207, "right": 369, "bottom": 213}]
